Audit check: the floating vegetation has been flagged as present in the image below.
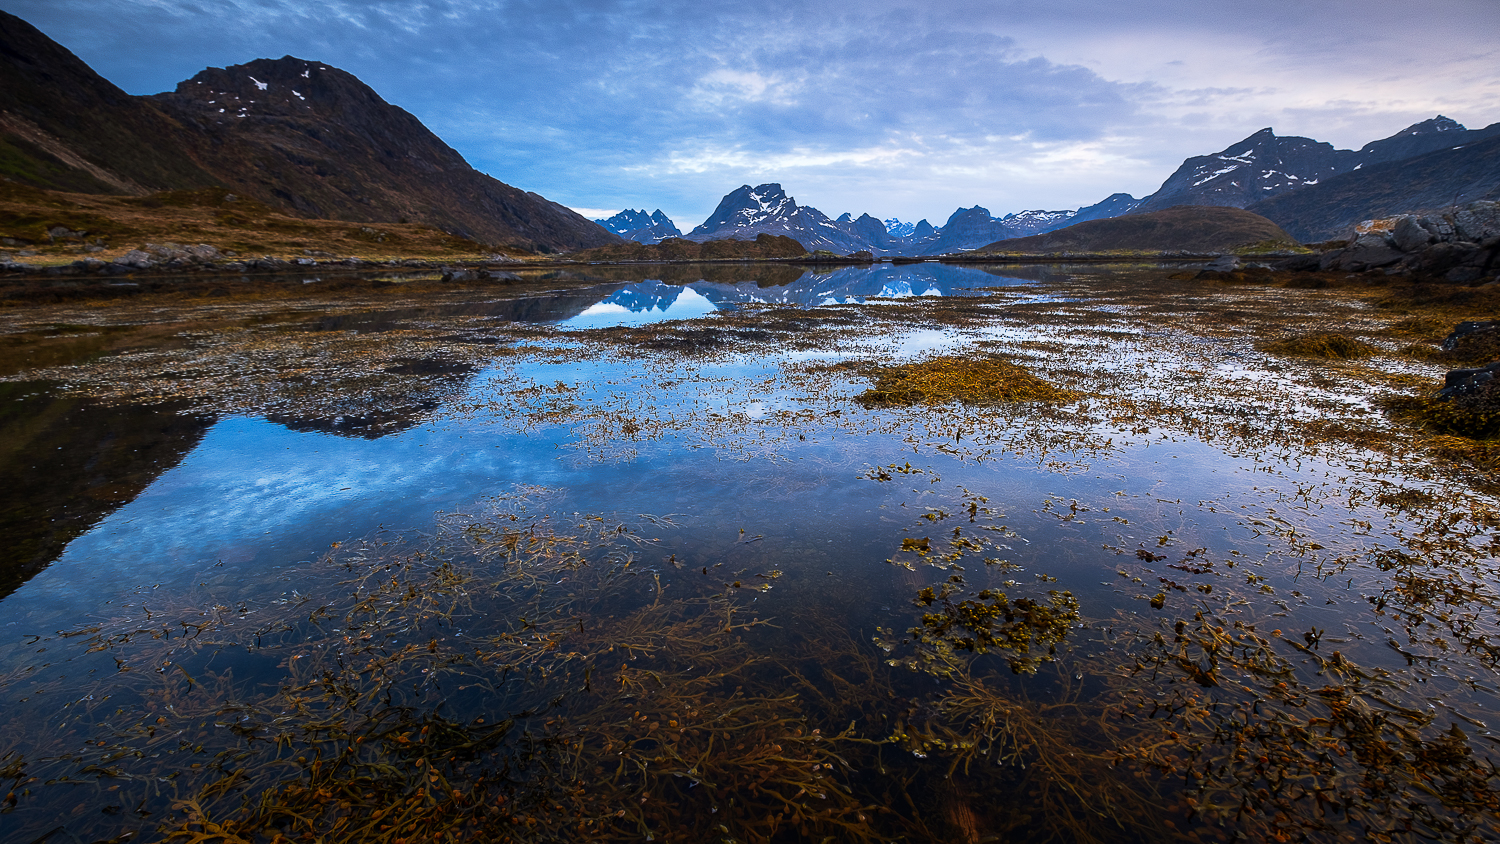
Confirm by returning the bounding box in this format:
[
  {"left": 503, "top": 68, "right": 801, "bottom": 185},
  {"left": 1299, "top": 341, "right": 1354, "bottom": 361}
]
[
  {"left": 896, "top": 585, "right": 1079, "bottom": 676},
  {"left": 1260, "top": 331, "right": 1381, "bottom": 360},
  {"left": 857, "top": 355, "right": 1076, "bottom": 406},
  {"left": 0, "top": 494, "right": 884, "bottom": 843}
]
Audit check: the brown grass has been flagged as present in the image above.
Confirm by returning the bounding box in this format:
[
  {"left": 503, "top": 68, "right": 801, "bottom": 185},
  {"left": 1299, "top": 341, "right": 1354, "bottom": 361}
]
[{"left": 0, "top": 183, "right": 510, "bottom": 264}]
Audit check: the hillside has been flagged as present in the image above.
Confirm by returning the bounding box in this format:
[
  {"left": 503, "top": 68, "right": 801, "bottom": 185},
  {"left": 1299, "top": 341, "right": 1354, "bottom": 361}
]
[
  {"left": 0, "top": 11, "right": 217, "bottom": 195},
  {"left": 1246, "top": 135, "right": 1500, "bottom": 242},
  {"left": 973, "top": 206, "right": 1300, "bottom": 254},
  {"left": 0, "top": 12, "right": 617, "bottom": 252},
  {"left": 568, "top": 234, "right": 808, "bottom": 262}
]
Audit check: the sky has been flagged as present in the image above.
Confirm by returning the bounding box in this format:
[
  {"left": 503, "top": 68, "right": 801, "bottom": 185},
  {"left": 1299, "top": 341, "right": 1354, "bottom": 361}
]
[{"left": 6, "top": 0, "right": 1499, "bottom": 230}]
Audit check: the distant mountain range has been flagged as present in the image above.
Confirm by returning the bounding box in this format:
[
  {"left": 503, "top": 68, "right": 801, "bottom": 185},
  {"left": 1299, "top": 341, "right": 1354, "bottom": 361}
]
[
  {"left": 676, "top": 116, "right": 1498, "bottom": 253},
  {"left": 595, "top": 209, "right": 682, "bottom": 243},
  {"left": 676, "top": 184, "right": 1142, "bottom": 257},
  {"left": 1132, "top": 116, "right": 1500, "bottom": 239},
  {"left": 0, "top": 10, "right": 618, "bottom": 253}
]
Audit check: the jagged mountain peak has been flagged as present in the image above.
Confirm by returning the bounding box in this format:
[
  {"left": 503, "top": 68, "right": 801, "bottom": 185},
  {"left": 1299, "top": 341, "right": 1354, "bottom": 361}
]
[{"left": 596, "top": 208, "right": 681, "bottom": 244}]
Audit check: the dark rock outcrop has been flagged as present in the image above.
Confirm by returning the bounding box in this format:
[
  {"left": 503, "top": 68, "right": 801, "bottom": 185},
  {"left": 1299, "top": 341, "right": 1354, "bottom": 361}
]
[{"left": 1314, "top": 201, "right": 1500, "bottom": 282}]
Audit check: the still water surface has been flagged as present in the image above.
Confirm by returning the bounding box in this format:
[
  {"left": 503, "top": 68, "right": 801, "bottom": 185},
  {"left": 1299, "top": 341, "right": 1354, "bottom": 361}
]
[{"left": 0, "top": 262, "right": 1495, "bottom": 842}]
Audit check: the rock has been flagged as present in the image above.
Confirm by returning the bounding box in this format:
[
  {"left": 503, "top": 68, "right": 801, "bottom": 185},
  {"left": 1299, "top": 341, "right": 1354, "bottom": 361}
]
[
  {"left": 184, "top": 244, "right": 222, "bottom": 262},
  {"left": 1273, "top": 253, "right": 1321, "bottom": 272},
  {"left": 1453, "top": 201, "right": 1500, "bottom": 243},
  {"left": 1442, "top": 321, "right": 1500, "bottom": 352},
  {"left": 1411, "top": 242, "right": 1476, "bottom": 274},
  {"left": 1205, "top": 254, "right": 1241, "bottom": 272},
  {"left": 1439, "top": 361, "right": 1500, "bottom": 399},
  {"left": 1447, "top": 267, "right": 1486, "bottom": 284},
  {"left": 113, "top": 249, "right": 155, "bottom": 269},
  {"left": 1336, "top": 233, "right": 1404, "bottom": 270},
  {"left": 1391, "top": 216, "right": 1435, "bottom": 252}
]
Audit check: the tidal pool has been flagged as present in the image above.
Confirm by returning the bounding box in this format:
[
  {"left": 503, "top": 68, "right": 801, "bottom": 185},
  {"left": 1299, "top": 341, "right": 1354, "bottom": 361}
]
[{"left": 0, "top": 262, "right": 1496, "bottom": 843}]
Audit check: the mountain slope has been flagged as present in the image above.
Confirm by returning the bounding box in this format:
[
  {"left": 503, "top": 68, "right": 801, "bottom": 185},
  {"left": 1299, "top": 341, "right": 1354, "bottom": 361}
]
[
  {"left": 0, "top": 10, "right": 217, "bottom": 194},
  {"left": 1247, "top": 134, "right": 1500, "bottom": 242},
  {"left": 975, "top": 206, "right": 1298, "bottom": 254},
  {"left": 1132, "top": 128, "right": 1348, "bottom": 213},
  {"left": 1133, "top": 117, "right": 1500, "bottom": 220},
  {"left": 0, "top": 12, "right": 617, "bottom": 252},
  {"left": 150, "top": 57, "right": 618, "bottom": 251}
]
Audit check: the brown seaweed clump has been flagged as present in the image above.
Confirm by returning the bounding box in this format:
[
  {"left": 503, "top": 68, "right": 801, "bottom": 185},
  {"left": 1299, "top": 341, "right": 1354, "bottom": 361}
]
[
  {"left": 857, "top": 356, "right": 1076, "bottom": 407},
  {"left": 1260, "top": 332, "right": 1380, "bottom": 360}
]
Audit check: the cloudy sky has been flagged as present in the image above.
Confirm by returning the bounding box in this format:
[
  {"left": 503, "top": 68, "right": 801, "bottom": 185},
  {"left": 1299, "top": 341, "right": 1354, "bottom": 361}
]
[{"left": 7, "top": 0, "right": 1498, "bottom": 229}]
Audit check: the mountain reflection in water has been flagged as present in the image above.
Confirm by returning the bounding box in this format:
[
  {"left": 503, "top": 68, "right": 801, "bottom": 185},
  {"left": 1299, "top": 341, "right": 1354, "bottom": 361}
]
[{"left": 559, "top": 263, "right": 1017, "bottom": 328}]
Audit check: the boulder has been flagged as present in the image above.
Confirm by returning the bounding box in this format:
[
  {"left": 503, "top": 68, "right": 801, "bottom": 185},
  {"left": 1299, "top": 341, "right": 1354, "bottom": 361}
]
[
  {"left": 1453, "top": 201, "right": 1500, "bottom": 244},
  {"left": 1205, "top": 254, "right": 1241, "bottom": 272},
  {"left": 1441, "top": 320, "right": 1500, "bottom": 352},
  {"left": 1273, "top": 253, "right": 1322, "bottom": 272},
  {"left": 1439, "top": 361, "right": 1500, "bottom": 400},
  {"left": 113, "top": 249, "right": 156, "bottom": 269},
  {"left": 1391, "top": 216, "right": 1435, "bottom": 252},
  {"left": 1340, "top": 233, "right": 1405, "bottom": 270}
]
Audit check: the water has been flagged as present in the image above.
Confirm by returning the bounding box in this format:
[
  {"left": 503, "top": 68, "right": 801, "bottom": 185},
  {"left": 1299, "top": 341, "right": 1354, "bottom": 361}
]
[{"left": 0, "top": 262, "right": 1495, "bottom": 842}]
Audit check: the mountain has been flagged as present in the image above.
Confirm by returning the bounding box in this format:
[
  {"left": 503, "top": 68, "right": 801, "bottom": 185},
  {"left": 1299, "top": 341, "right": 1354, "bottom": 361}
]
[
  {"left": 683, "top": 183, "right": 868, "bottom": 253},
  {"left": 0, "top": 11, "right": 617, "bottom": 252},
  {"left": 884, "top": 218, "right": 915, "bottom": 237},
  {"left": 1132, "top": 117, "right": 1500, "bottom": 219},
  {"left": 1132, "top": 128, "right": 1349, "bottom": 214},
  {"left": 0, "top": 11, "right": 217, "bottom": 195},
  {"left": 596, "top": 209, "right": 681, "bottom": 244},
  {"left": 682, "top": 184, "right": 1146, "bottom": 257},
  {"left": 974, "top": 206, "right": 1298, "bottom": 255},
  {"left": 1070, "top": 193, "right": 1142, "bottom": 224},
  {"left": 1246, "top": 134, "right": 1500, "bottom": 242}
]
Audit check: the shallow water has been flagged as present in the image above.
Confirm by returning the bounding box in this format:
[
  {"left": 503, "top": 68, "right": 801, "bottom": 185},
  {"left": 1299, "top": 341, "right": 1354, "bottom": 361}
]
[{"left": 0, "top": 262, "right": 1496, "bottom": 843}]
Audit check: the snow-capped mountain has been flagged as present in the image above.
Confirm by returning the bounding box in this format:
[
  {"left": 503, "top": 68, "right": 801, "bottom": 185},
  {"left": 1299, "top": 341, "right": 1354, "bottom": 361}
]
[
  {"left": 684, "top": 184, "right": 1137, "bottom": 256},
  {"left": 595, "top": 209, "right": 681, "bottom": 244},
  {"left": 683, "top": 184, "right": 879, "bottom": 253},
  {"left": 1133, "top": 117, "right": 1500, "bottom": 215},
  {"left": 884, "top": 218, "right": 915, "bottom": 238}
]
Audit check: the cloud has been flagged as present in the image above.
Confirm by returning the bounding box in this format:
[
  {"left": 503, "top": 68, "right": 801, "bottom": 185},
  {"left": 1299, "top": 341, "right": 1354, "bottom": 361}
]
[{"left": 7, "top": 0, "right": 1499, "bottom": 226}]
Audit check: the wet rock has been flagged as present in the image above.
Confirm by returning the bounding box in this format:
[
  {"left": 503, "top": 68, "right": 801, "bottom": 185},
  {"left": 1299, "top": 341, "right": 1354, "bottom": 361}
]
[
  {"left": 1205, "top": 254, "right": 1241, "bottom": 272},
  {"left": 1439, "top": 361, "right": 1500, "bottom": 400},
  {"left": 1272, "top": 253, "right": 1321, "bottom": 272},
  {"left": 1442, "top": 320, "right": 1500, "bottom": 352}
]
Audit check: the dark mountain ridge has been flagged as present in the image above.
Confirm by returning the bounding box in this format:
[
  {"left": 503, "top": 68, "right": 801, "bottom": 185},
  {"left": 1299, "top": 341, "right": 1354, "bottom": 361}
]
[
  {"left": 1246, "top": 133, "right": 1500, "bottom": 242},
  {"left": 1132, "top": 117, "right": 1500, "bottom": 220},
  {"left": 0, "top": 12, "right": 617, "bottom": 252}
]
